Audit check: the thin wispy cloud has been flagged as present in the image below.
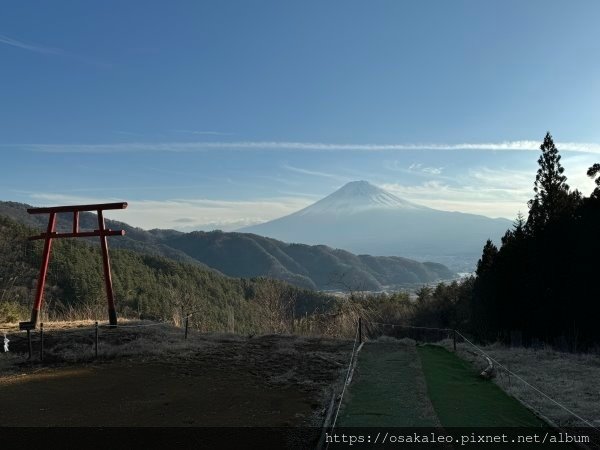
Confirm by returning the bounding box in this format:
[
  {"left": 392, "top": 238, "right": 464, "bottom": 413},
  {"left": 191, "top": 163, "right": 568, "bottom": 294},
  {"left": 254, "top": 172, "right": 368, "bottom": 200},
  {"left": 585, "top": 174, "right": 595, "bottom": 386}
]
[
  {"left": 282, "top": 164, "right": 350, "bottom": 181},
  {"left": 408, "top": 163, "right": 444, "bottom": 175},
  {"left": 0, "top": 33, "right": 109, "bottom": 68},
  {"left": 380, "top": 180, "right": 530, "bottom": 219},
  {"left": 560, "top": 155, "right": 599, "bottom": 194},
  {"left": 468, "top": 167, "right": 533, "bottom": 189},
  {"left": 380, "top": 159, "right": 598, "bottom": 219},
  {"left": 25, "top": 193, "right": 314, "bottom": 231},
  {"left": 383, "top": 160, "right": 454, "bottom": 183},
  {"left": 0, "top": 33, "right": 63, "bottom": 55},
  {"left": 172, "top": 129, "right": 233, "bottom": 136},
  {"left": 12, "top": 140, "right": 600, "bottom": 154},
  {"left": 16, "top": 159, "right": 599, "bottom": 228},
  {"left": 113, "top": 130, "right": 147, "bottom": 137}
]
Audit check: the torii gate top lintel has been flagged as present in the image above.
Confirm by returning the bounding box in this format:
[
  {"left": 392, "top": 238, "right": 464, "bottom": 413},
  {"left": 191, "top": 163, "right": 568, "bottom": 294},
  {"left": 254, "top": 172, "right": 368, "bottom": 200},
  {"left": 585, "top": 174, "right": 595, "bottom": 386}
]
[
  {"left": 27, "top": 202, "right": 128, "bottom": 215},
  {"left": 21, "top": 202, "right": 128, "bottom": 330}
]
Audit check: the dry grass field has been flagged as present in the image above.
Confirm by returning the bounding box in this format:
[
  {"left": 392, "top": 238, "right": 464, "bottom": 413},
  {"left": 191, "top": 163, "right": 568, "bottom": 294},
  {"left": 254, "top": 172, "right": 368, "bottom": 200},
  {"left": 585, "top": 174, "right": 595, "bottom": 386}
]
[{"left": 0, "top": 321, "right": 352, "bottom": 428}]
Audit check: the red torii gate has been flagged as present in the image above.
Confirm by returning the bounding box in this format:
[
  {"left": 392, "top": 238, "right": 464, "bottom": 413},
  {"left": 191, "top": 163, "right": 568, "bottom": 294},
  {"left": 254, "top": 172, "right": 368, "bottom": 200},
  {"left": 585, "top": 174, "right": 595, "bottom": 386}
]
[{"left": 21, "top": 202, "right": 128, "bottom": 330}]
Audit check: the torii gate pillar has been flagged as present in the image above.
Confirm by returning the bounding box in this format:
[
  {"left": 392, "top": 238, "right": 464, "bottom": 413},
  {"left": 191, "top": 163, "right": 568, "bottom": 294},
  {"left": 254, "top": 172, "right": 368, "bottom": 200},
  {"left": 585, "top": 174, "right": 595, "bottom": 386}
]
[{"left": 21, "top": 202, "right": 128, "bottom": 330}]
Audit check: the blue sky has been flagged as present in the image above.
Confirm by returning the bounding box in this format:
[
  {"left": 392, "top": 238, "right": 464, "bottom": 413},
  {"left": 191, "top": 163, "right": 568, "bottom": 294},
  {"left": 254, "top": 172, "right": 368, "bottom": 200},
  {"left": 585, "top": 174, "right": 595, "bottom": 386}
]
[{"left": 1, "top": 1, "right": 600, "bottom": 230}]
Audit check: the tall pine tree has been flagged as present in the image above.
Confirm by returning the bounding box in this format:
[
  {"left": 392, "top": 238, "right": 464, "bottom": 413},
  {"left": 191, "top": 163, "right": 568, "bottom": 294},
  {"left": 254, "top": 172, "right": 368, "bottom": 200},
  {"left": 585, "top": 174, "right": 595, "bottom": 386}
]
[
  {"left": 526, "top": 132, "right": 573, "bottom": 233},
  {"left": 476, "top": 239, "right": 498, "bottom": 276},
  {"left": 472, "top": 239, "right": 500, "bottom": 340}
]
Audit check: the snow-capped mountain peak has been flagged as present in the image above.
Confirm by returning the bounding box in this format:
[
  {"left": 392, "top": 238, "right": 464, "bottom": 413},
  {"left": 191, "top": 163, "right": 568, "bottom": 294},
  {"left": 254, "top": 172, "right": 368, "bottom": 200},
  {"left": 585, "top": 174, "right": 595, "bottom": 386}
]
[
  {"left": 293, "top": 180, "right": 424, "bottom": 216},
  {"left": 239, "top": 180, "right": 512, "bottom": 271}
]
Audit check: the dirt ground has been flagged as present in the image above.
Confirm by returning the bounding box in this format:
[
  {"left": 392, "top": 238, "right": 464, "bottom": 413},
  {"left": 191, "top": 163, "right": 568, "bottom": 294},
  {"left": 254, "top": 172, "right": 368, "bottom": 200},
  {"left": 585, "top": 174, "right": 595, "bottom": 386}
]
[{"left": 0, "top": 322, "right": 352, "bottom": 429}]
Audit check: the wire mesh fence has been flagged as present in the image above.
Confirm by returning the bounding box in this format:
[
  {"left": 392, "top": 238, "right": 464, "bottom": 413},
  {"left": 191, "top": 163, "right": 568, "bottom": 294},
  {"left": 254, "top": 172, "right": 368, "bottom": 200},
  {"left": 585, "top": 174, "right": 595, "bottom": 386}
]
[
  {"left": 2, "top": 316, "right": 599, "bottom": 434},
  {"left": 0, "top": 308, "right": 209, "bottom": 363},
  {"left": 366, "top": 321, "right": 454, "bottom": 344}
]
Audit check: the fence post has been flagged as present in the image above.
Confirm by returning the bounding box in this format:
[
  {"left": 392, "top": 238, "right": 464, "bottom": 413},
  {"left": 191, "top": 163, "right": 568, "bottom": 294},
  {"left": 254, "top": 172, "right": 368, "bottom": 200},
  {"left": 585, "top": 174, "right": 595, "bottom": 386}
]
[
  {"left": 453, "top": 329, "right": 457, "bottom": 352},
  {"left": 358, "top": 317, "right": 362, "bottom": 343},
  {"left": 95, "top": 321, "right": 99, "bottom": 359},
  {"left": 27, "top": 329, "right": 32, "bottom": 360},
  {"left": 184, "top": 315, "right": 189, "bottom": 340},
  {"left": 40, "top": 322, "right": 44, "bottom": 362}
]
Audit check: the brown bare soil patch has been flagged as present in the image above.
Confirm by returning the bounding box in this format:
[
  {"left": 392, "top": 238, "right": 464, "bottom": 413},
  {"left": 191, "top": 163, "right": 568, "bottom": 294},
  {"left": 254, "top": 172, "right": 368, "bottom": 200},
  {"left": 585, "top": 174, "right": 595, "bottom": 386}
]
[{"left": 0, "top": 322, "right": 352, "bottom": 428}]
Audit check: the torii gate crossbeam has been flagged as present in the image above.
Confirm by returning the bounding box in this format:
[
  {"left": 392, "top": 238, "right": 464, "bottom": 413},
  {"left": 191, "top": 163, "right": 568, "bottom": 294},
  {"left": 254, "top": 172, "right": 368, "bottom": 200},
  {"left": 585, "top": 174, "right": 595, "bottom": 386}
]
[{"left": 20, "top": 202, "right": 128, "bottom": 330}]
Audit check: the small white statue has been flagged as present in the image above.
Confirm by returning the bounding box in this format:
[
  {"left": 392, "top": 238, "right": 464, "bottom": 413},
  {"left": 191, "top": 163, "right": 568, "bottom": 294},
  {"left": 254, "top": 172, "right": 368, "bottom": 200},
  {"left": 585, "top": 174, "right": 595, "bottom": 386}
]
[{"left": 3, "top": 334, "right": 9, "bottom": 352}]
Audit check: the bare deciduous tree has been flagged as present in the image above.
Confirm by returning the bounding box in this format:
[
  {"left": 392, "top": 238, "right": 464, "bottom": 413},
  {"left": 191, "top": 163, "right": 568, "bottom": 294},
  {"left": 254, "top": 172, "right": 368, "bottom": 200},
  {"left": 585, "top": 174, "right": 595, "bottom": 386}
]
[{"left": 254, "top": 277, "right": 296, "bottom": 333}]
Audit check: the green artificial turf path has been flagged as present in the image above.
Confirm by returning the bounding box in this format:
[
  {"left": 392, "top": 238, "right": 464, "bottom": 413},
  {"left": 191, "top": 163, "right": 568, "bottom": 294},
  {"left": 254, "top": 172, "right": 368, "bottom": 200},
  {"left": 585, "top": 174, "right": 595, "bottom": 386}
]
[
  {"left": 338, "top": 341, "right": 546, "bottom": 428},
  {"left": 337, "top": 342, "right": 439, "bottom": 427},
  {"left": 417, "top": 345, "right": 546, "bottom": 427}
]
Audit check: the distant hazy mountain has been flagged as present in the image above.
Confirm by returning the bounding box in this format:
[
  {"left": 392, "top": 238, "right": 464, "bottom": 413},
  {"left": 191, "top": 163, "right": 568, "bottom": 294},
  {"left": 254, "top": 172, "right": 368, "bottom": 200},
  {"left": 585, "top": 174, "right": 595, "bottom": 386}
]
[
  {"left": 161, "top": 230, "right": 454, "bottom": 290},
  {"left": 0, "top": 200, "right": 454, "bottom": 291},
  {"left": 241, "top": 181, "right": 512, "bottom": 271}
]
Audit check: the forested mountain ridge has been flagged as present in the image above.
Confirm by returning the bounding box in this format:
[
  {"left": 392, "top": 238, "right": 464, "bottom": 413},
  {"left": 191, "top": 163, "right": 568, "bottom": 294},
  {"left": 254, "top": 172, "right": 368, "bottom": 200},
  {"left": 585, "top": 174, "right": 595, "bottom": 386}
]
[
  {"left": 0, "top": 201, "right": 200, "bottom": 266},
  {"left": 0, "top": 201, "right": 455, "bottom": 291},
  {"left": 0, "top": 214, "right": 333, "bottom": 328},
  {"left": 162, "top": 230, "right": 454, "bottom": 290}
]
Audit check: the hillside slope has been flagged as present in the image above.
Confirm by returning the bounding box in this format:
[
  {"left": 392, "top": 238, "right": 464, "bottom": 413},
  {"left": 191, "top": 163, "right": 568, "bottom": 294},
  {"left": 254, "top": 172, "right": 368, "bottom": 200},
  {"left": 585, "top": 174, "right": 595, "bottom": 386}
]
[
  {"left": 1, "top": 201, "right": 455, "bottom": 291},
  {"left": 0, "top": 201, "right": 201, "bottom": 267},
  {"left": 163, "top": 230, "right": 455, "bottom": 290},
  {"left": 0, "top": 214, "right": 331, "bottom": 326}
]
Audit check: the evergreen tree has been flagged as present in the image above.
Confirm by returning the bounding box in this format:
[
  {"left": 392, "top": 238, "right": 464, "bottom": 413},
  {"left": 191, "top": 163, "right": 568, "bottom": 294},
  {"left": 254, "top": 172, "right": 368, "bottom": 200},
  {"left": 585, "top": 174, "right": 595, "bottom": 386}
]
[
  {"left": 526, "top": 132, "right": 572, "bottom": 233},
  {"left": 513, "top": 211, "right": 526, "bottom": 238},
  {"left": 472, "top": 239, "right": 500, "bottom": 340},
  {"left": 587, "top": 163, "right": 600, "bottom": 198},
  {"left": 501, "top": 212, "right": 527, "bottom": 246},
  {"left": 476, "top": 239, "right": 498, "bottom": 277}
]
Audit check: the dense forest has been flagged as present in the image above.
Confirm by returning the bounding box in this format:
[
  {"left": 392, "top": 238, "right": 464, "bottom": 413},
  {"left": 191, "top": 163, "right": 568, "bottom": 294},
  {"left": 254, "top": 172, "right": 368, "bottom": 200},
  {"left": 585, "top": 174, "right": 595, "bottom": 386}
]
[
  {"left": 471, "top": 133, "right": 600, "bottom": 349},
  {"left": 0, "top": 216, "right": 335, "bottom": 334},
  {"left": 408, "top": 133, "right": 600, "bottom": 350}
]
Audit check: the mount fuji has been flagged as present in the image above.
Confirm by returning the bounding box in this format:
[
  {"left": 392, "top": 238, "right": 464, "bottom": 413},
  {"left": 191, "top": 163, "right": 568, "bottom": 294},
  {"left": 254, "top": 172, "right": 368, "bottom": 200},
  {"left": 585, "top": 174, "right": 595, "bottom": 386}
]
[{"left": 240, "top": 181, "right": 512, "bottom": 271}]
